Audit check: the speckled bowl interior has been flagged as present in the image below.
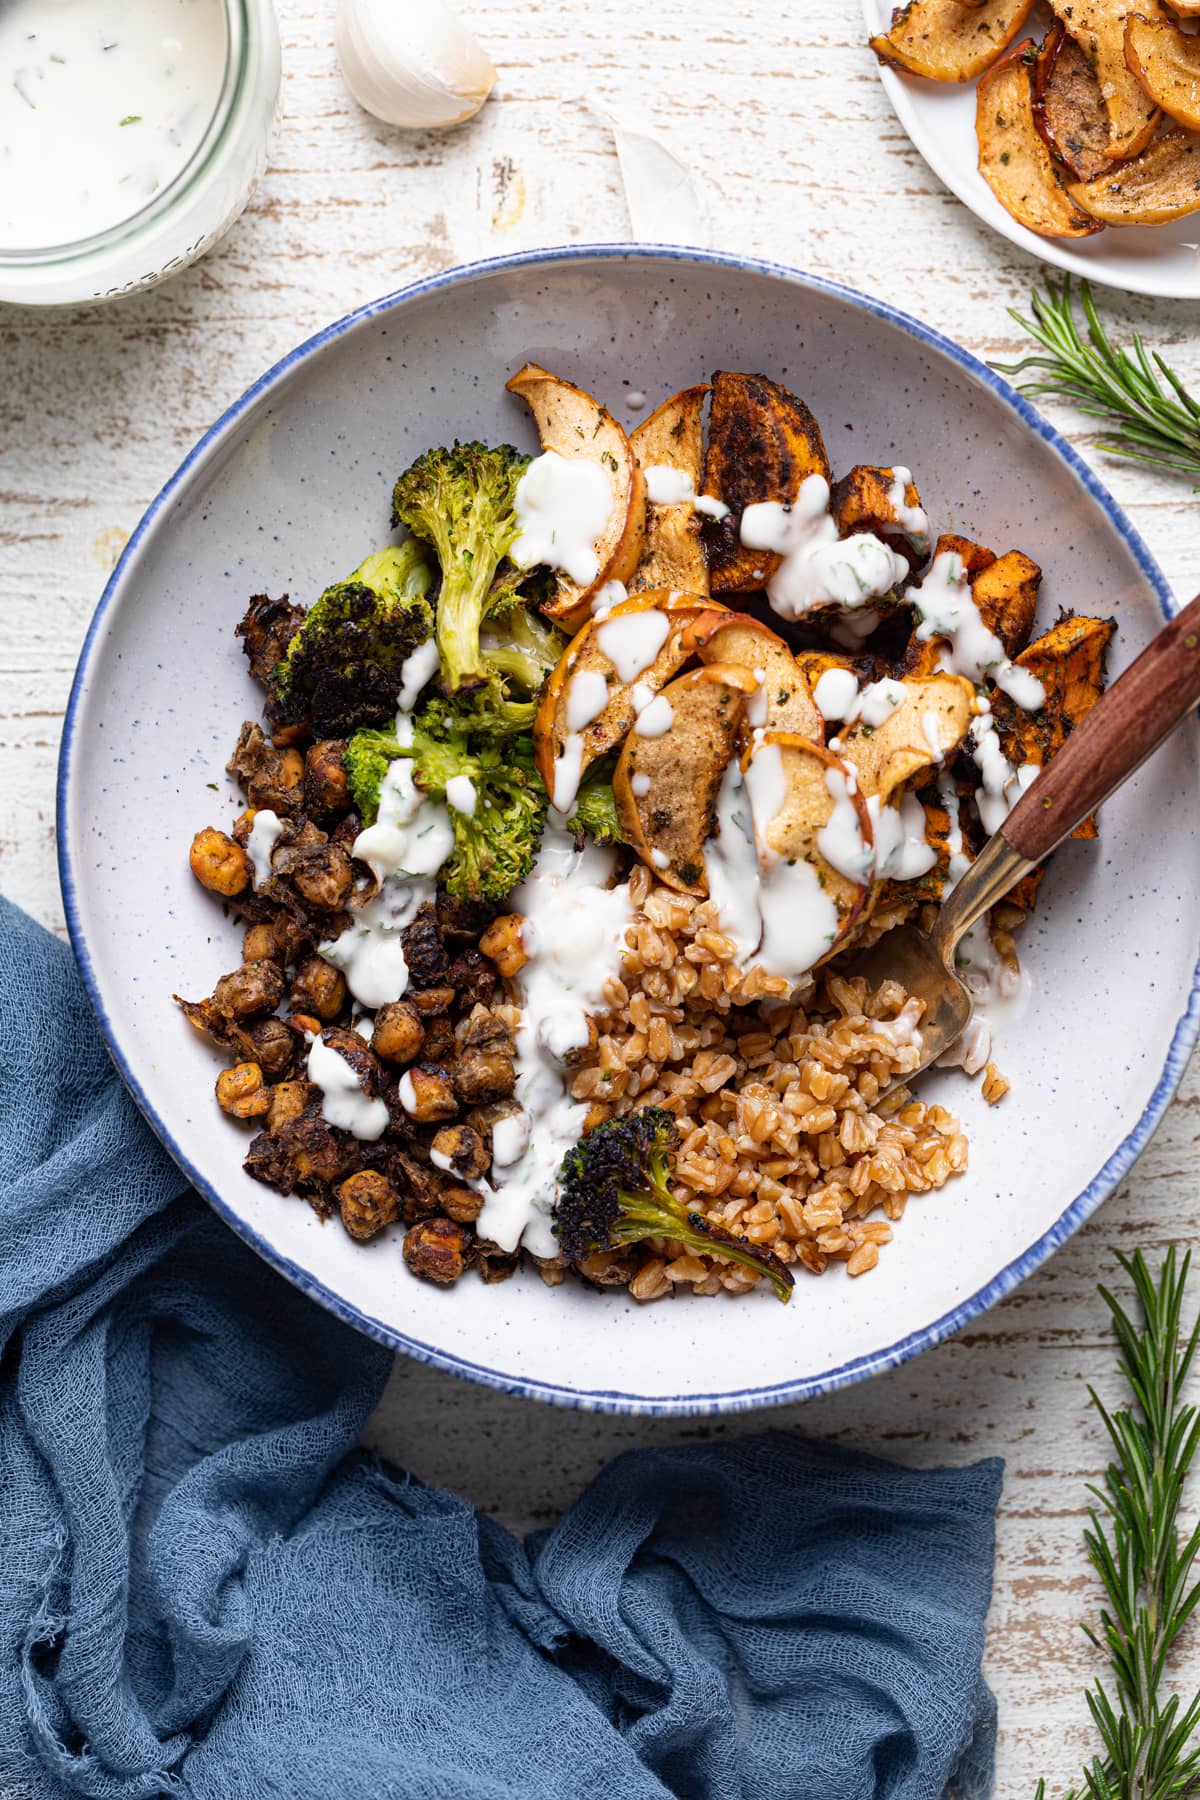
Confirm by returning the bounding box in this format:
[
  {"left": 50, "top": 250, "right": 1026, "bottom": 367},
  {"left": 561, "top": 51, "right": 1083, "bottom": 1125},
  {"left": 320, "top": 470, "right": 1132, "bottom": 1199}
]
[{"left": 59, "top": 247, "right": 1200, "bottom": 1415}]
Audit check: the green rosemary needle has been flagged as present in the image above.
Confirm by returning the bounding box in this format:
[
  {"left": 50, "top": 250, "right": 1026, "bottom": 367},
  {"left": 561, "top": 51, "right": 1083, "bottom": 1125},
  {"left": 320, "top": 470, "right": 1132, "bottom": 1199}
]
[
  {"left": 1035, "top": 1248, "right": 1200, "bottom": 1800},
  {"left": 995, "top": 276, "right": 1200, "bottom": 483}
]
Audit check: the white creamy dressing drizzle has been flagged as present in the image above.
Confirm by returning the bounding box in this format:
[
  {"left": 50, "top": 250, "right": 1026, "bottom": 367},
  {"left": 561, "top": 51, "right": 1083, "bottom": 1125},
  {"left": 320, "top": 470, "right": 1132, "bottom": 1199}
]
[
  {"left": 0, "top": 0, "right": 228, "bottom": 252},
  {"left": 320, "top": 756, "right": 454, "bottom": 1009},
  {"left": 511, "top": 451, "right": 613, "bottom": 587},
  {"left": 246, "top": 808, "right": 283, "bottom": 889},
  {"left": 969, "top": 714, "right": 1037, "bottom": 835},
  {"left": 885, "top": 466, "right": 931, "bottom": 553},
  {"left": 631, "top": 771, "right": 652, "bottom": 798},
  {"left": 474, "top": 833, "right": 632, "bottom": 1257},
  {"left": 307, "top": 1035, "right": 389, "bottom": 1141},
  {"left": 564, "top": 668, "right": 610, "bottom": 732},
  {"left": 633, "top": 695, "right": 674, "bottom": 738},
  {"left": 641, "top": 463, "right": 730, "bottom": 519},
  {"left": 550, "top": 734, "right": 585, "bottom": 815},
  {"left": 818, "top": 767, "right": 874, "bottom": 886},
  {"left": 397, "top": 637, "right": 440, "bottom": 710},
  {"left": 739, "top": 474, "right": 909, "bottom": 623},
  {"left": 812, "top": 668, "right": 904, "bottom": 730},
  {"left": 909, "top": 551, "right": 1046, "bottom": 710},
  {"left": 869, "top": 790, "right": 937, "bottom": 882},
  {"left": 590, "top": 579, "right": 628, "bottom": 619},
  {"left": 445, "top": 774, "right": 477, "bottom": 817},
  {"left": 596, "top": 609, "right": 670, "bottom": 681}
]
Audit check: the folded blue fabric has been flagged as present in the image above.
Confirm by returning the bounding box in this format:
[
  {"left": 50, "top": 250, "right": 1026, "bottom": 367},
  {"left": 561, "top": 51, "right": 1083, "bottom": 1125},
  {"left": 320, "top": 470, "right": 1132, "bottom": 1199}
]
[{"left": 0, "top": 895, "right": 1002, "bottom": 1799}]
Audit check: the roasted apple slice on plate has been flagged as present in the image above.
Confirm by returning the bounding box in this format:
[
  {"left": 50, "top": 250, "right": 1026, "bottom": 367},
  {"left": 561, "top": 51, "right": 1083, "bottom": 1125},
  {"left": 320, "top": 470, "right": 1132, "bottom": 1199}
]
[
  {"left": 870, "top": 0, "right": 1037, "bottom": 82},
  {"left": 1046, "top": 0, "right": 1166, "bottom": 160},
  {"left": 613, "top": 665, "right": 755, "bottom": 895},
  {"left": 1031, "top": 24, "right": 1113, "bottom": 182},
  {"left": 532, "top": 589, "right": 726, "bottom": 804},
  {"left": 1125, "top": 15, "right": 1200, "bottom": 136},
  {"left": 1069, "top": 124, "right": 1200, "bottom": 223},
  {"left": 976, "top": 47, "right": 1104, "bottom": 238},
  {"left": 629, "top": 385, "right": 711, "bottom": 595},
  {"left": 506, "top": 361, "right": 647, "bottom": 629}
]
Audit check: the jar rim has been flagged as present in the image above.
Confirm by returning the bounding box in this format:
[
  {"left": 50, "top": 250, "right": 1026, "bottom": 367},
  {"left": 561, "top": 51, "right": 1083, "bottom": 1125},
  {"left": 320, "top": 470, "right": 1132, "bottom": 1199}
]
[{"left": 0, "top": 0, "right": 250, "bottom": 268}]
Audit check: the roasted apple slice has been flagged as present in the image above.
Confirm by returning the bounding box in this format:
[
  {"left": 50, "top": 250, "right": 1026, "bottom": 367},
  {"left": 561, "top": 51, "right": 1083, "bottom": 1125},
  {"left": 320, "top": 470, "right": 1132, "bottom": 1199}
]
[
  {"left": 506, "top": 362, "right": 647, "bottom": 630},
  {"left": 614, "top": 665, "right": 755, "bottom": 896},
  {"left": 532, "top": 589, "right": 727, "bottom": 804},
  {"left": 1032, "top": 24, "right": 1113, "bottom": 181},
  {"left": 741, "top": 734, "right": 874, "bottom": 971},
  {"left": 829, "top": 464, "right": 932, "bottom": 571},
  {"left": 836, "top": 673, "right": 974, "bottom": 803},
  {"left": 1069, "top": 123, "right": 1200, "bottom": 222},
  {"left": 700, "top": 371, "right": 830, "bottom": 594},
  {"left": 870, "top": 0, "right": 1037, "bottom": 82},
  {"left": 690, "top": 612, "right": 824, "bottom": 739},
  {"left": 1125, "top": 14, "right": 1200, "bottom": 134},
  {"left": 628, "top": 384, "right": 711, "bottom": 596},
  {"left": 977, "top": 48, "right": 1105, "bottom": 238},
  {"left": 1046, "top": 0, "right": 1166, "bottom": 159}
]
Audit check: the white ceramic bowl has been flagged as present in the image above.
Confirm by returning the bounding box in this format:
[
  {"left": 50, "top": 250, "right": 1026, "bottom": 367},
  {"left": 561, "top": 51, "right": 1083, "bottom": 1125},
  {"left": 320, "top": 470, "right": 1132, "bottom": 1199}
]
[
  {"left": 861, "top": 0, "right": 1200, "bottom": 301},
  {"left": 59, "top": 247, "right": 1200, "bottom": 1415}
]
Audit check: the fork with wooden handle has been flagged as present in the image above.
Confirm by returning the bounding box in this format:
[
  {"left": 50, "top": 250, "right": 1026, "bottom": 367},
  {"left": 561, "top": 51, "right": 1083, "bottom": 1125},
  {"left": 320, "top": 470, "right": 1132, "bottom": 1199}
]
[{"left": 847, "top": 592, "right": 1200, "bottom": 1077}]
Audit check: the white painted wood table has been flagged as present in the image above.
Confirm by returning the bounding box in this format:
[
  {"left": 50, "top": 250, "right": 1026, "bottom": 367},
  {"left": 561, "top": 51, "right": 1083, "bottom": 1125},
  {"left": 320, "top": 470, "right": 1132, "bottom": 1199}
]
[{"left": 3, "top": 1, "right": 1198, "bottom": 1790}]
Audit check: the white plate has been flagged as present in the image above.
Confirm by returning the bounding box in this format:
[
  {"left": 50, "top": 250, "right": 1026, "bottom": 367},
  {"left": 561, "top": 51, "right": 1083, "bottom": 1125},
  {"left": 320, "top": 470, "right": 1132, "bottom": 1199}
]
[
  {"left": 59, "top": 246, "right": 1200, "bottom": 1415},
  {"left": 862, "top": 0, "right": 1200, "bottom": 299}
]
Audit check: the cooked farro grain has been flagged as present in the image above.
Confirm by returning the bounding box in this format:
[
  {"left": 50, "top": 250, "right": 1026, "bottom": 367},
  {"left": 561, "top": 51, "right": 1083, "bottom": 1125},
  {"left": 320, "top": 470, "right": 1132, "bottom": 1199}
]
[{"left": 568, "top": 880, "right": 968, "bottom": 1300}]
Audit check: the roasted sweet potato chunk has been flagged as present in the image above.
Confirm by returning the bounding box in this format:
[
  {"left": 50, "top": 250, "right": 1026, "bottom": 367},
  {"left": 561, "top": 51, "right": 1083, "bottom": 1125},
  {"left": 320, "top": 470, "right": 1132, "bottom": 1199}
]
[
  {"left": 629, "top": 384, "right": 710, "bottom": 596},
  {"left": 870, "top": 0, "right": 1037, "bottom": 82},
  {"left": 614, "top": 665, "right": 752, "bottom": 896},
  {"left": 970, "top": 550, "right": 1042, "bottom": 658},
  {"left": 1125, "top": 14, "right": 1200, "bottom": 134},
  {"left": 1069, "top": 124, "right": 1200, "bottom": 223},
  {"left": 830, "top": 465, "right": 932, "bottom": 569},
  {"left": 701, "top": 371, "right": 829, "bottom": 594},
  {"left": 1046, "top": 0, "right": 1167, "bottom": 159},
  {"left": 991, "top": 613, "right": 1115, "bottom": 842},
  {"left": 977, "top": 48, "right": 1105, "bottom": 239}
]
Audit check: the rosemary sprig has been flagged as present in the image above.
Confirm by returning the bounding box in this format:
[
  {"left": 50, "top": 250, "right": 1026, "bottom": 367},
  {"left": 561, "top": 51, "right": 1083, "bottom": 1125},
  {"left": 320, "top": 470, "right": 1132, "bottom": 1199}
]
[
  {"left": 1036, "top": 1248, "right": 1200, "bottom": 1800},
  {"left": 995, "top": 276, "right": 1200, "bottom": 483}
]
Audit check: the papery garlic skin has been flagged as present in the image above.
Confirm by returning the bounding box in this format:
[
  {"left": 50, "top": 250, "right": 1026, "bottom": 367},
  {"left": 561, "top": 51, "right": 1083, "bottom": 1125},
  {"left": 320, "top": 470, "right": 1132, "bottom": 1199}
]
[{"left": 336, "top": 0, "right": 497, "bottom": 130}]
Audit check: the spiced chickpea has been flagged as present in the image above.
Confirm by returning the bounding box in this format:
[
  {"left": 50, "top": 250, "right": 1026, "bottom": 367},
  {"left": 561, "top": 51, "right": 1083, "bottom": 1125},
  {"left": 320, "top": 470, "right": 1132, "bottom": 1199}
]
[
  {"left": 479, "top": 912, "right": 527, "bottom": 978},
  {"left": 242, "top": 921, "right": 279, "bottom": 964},
  {"left": 402, "top": 1218, "right": 471, "bottom": 1285},
  {"left": 337, "top": 1170, "right": 399, "bottom": 1242},
  {"left": 216, "top": 1062, "right": 270, "bottom": 1120},
  {"left": 290, "top": 955, "right": 347, "bottom": 1023},
  {"left": 430, "top": 1124, "right": 490, "bottom": 1181},
  {"left": 370, "top": 1001, "right": 424, "bottom": 1066},
  {"left": 213, "top": 960, "right": 285, "bottom": 1022},
  {"left": 304, "top": 740, "right": 351, "bottom": 819},
  {"left": 398, "top": 1065, "right": 458, "bottom": 1123},
  {"left": 190, "top": 828, "right": 250, "bottom": 897},
  {"left": 267, "top": 1080, "right": 309, "bottom": 1135},
  {"left": 277, "top": 747, "right": 305, "bottom": 789},
  {"left": 440, "top": 1184, "right": 483, "bottom": 1225}
]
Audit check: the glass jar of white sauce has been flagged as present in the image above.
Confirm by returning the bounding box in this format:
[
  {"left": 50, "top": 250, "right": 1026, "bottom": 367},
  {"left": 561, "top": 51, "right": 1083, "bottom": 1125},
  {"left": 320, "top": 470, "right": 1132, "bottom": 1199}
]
[{"left": 0, "top": 0, "right": 281, "bottom": 305}]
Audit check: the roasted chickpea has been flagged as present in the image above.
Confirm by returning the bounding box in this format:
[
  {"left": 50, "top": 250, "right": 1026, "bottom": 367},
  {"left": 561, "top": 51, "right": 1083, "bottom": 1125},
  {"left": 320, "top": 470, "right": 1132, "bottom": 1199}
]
[
  {"left": 430, "top": 1124, "right": 490, "bottom": 1181},
  {"left": 216, "top": 1062, "right": 270, "bottom": 1120},
  {"left": 242, "top": 921, "right": 279, "bottom": 963},
  {"left": 398, "top": 1064, "right": 458, "bottom": 1123},
  {"left": 190, "top": 827, "right": 250, "bottom": 897},
  {"left": 290, "top": 846, "right": 353, "bottom": 911},
  {"left": 242, "top": 1016, "right": 295, "bottom": 1079},
  {"left": 304, "top": 740, "right": 351, "bottom": 819},
  {"left": 290, "top": 954, "right": 347, "bottom": 1023},
  {"left": 337, "top": 1169, "right": 400, "bottom": 1242},
  {"left": 268, "top": 1080, "right": 309, "bottom": 1135},
  {"left": 479, "top": 912, "right": 527, "bottom": 978},
  {"left": 212, "top": 960, "right": 285, "bottom": 1022},
  {"left": 278, "top": 747, "right": 305, "bottom": 789},
  {"left": 290, "top": 1012, "right": 323, "bottom": 1038},
  {"left": 402, "top": 1217, "right": 471, "bottom": 1285},
  {"left": 371, "top": 1000, "right": 424, "bottom": 1066},
  {"left": 440, "top": 1183, "right": 483, "bottom": 1225}
]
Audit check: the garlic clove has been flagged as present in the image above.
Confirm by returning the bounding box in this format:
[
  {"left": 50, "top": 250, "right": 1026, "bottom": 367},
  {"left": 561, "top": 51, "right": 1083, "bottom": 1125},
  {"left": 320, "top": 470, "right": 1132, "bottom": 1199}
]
[{"left": 336, "top": 0, "right": 497, "bottom": 131}]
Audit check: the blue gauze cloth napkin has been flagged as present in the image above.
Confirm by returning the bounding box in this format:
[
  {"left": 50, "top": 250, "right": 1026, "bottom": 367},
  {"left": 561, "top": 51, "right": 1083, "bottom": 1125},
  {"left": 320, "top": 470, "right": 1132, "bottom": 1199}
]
[{"left": 0, "top": 895, "right": 1003, "bottom": 1800}]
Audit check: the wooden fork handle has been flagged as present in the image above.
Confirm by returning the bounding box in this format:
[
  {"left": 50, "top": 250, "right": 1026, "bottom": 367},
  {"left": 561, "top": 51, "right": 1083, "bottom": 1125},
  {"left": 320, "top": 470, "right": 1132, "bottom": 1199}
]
[{"left": 1003, "top": 591, "right": 1200, "bottom": 865}]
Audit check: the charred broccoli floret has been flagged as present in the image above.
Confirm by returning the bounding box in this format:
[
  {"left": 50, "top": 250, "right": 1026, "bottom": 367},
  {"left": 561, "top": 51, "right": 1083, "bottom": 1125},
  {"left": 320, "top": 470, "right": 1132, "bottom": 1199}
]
[
  {"left": 480, "top": 605, "right": 565, "bottom": 696},
  {"left": 271, "top": 542, "right": 435, "bottom": 736},
  {"left": 554, "top": 1108, "right": 794, "bottom": 1303},
  {"left": 344, "top": 711, "right": 546, "bottom": 903},
  {"left": 392, "top": 442, "right": 531, "bottom": 695},
  {"left": 566, "top": 760, "right": 624, "bottom": 846}
]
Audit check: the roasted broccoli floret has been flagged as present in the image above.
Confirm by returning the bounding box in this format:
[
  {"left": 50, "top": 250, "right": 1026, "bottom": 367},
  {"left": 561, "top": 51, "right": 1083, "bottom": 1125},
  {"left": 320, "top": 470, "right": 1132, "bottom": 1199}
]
[
  {"left": 554, "top": 1108, "right": 794, "bottom": 1303},
  {"left": 480, "top": 605, "right": 565, "bottom": 695},
  {"left": 345, "top": 712, "right": 546, "bottom": 903},
  {"left": 392, "top": 442, "right": 531, "bottom": 695},
  {"left": 567, "top": 760, "right": 624, "bottom": 846},
  {"left": 271, "top": 542, "right": 435, "bottom": 735}
]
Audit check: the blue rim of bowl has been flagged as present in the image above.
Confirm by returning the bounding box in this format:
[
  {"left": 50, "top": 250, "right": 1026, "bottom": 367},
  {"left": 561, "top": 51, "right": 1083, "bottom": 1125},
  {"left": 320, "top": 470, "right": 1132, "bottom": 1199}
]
[{"left": 57, "top": 243, "right": 1200, "bottom": 1417}]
